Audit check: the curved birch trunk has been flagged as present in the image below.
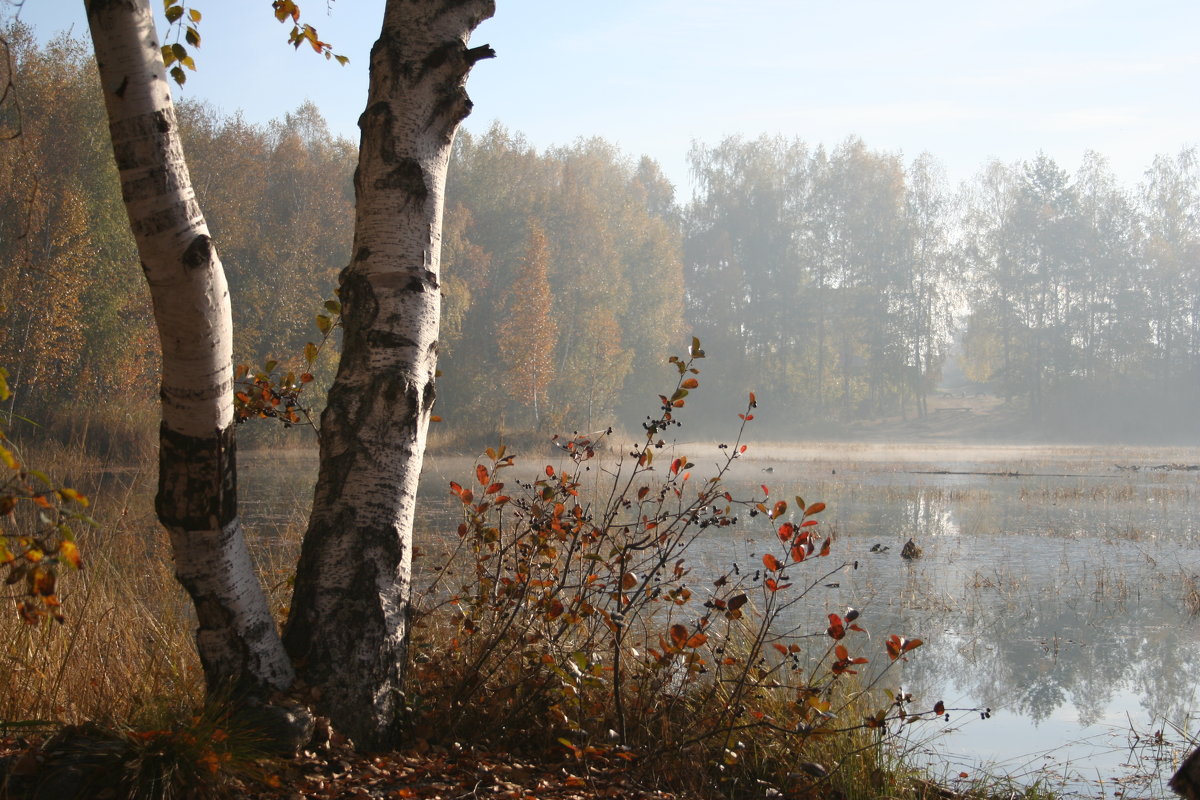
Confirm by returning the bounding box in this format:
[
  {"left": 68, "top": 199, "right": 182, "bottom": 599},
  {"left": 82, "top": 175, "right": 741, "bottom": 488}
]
[
  {"left": 85, "top": 0, "right": 292, "bottom": 695},
  {"left": 283, "top": 0, "right": 494, "bottom": 748}
]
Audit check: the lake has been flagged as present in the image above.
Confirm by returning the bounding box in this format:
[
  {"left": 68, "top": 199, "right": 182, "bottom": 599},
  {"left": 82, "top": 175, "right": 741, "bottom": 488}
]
[{"left": 239, "top": 441, "right": 1200, "bottom": 798}]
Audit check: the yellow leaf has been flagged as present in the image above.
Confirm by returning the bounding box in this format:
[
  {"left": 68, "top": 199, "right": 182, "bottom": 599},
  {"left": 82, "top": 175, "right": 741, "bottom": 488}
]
[{"left": 58, "top": 540, "right": 82, "bottom": 570}]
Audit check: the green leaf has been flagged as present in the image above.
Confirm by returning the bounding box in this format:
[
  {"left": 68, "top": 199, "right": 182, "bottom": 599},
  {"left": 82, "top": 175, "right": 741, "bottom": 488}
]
[
  {"left": 164, "top": 5, "right": 184, "bottom": 23},
  {"left": 185, "top": 26, "right": 200, "bottom": 47},
  {"left": 170, "top": 65, "right": 186, "bottom": 85},
  {"left": 181, "top": 55, "right": 196, "bottom": 71},
  {"left": 316, "top": 314, "right": 332, "bottom": 335},
  {"left": 324, "top": 299, "right": 341, "bottom": 314},
  {"left": 161, "top": 45, "right": 177, "bottom": 67},
  {"left": 171, "top": 43, "right": 187, "bottom": 61},
  {"left": 304, "top": 342, "right": 319, "bottom": 364},
  {"left": 264, "top": 360, "right": 278, "bottom": 375},
  {"left": 188, "top": 8, "right": 202, "bottom": 22},
  {"left": 334, "top": 54, "right": 349, "bottom": 66}
]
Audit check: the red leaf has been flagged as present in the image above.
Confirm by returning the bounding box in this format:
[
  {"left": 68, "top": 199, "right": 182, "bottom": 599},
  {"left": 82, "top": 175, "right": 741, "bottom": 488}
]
[
  {"left": 771, "top": 500, "right": 787, "bottom": 519},
  {"left": 748, "top": 391, "right": 757, "bottom": 407},
  {"left": 762, "top": 553, "right": 780, "bottom": 572},
  {"left": 777, "top": 521, "right": 796, "bottom": 541},
  {"left": 804, "top": 502, "right": 826, "bottom": 517},
  {"left": 934, "top": 701, "right": 945, "bottom": 715},
  {"left": 826, "top": 613, "right": 846, "bottom": 640},
  {"left": 476, "top": 464, "right": 489, "bottom": 485},
  {"left": 545, "top": 465, "right": 555, "bottom": 477},
  {"left": 835, "top": 644, "right": 849, "bottom": 660},
  {"left": 772, "top": 643, "right": 788, "bottom": 655}
]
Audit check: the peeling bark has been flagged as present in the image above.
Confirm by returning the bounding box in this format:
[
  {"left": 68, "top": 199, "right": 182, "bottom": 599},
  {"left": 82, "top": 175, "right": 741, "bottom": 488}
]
[
  {"left": 85, "top": 0, "right": 292, "bottom": 696},
  {"left": 284, "top": 0, "right": 494, "bottom": 748}
]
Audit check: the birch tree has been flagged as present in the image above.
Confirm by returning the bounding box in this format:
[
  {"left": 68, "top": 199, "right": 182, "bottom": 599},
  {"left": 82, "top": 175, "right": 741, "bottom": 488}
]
[
  {"left": 85, "top": 0, "right": 495, "bottom": 747},
  {"left": 283, "top": 1, "right": 494, "bottom": 747},
  {"left": 84, "top": 0, "right": 294, "bottom": 697}
]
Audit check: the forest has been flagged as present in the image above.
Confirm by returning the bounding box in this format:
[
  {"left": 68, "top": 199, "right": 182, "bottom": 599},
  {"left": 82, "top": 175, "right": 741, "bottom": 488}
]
[{"left": 3, "top": 25, "right": 1200, "bottom": 451}]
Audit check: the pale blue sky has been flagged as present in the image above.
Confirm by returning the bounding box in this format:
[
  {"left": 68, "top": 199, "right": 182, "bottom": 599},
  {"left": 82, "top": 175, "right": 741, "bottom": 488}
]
[{"left": 9, "top": 1, "right": 1200, "bottom": 194}]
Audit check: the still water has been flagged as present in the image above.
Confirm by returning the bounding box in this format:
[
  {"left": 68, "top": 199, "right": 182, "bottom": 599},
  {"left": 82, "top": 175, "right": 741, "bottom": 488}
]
[{"left": 240, "top": 442, "right": 1200, "bottom": 798}]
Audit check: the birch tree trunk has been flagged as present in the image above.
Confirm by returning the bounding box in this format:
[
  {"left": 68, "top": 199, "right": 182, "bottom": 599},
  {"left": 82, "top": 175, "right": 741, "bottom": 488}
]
[
  {"left": 283, "top": 0, "right": 495, "bottom": 748},
  {"left": 85, "top": 0, "right": 292, "bottom": 696}
]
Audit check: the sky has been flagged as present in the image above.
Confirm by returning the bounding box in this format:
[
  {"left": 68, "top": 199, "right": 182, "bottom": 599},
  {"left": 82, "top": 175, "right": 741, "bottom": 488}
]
[{"left": 9, "top": 0, "right": 1200, "bottom": 196}]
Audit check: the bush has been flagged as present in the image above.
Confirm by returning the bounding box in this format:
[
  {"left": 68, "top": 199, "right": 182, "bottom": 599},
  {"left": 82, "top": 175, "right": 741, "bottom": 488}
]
[{"left": 408, "top": 340, "right": 946, "bottom": 799}]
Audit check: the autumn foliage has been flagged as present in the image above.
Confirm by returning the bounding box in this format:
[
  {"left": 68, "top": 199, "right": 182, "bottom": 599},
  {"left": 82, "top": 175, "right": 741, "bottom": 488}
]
[{"left": 408, "top": 339, "right": 950, "bottom": 797}]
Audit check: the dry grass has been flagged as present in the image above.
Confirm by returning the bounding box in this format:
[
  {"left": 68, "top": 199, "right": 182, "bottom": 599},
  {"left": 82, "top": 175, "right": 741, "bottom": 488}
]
[{"left": 0, "top": 460, "right": 203, "bottom": 729}]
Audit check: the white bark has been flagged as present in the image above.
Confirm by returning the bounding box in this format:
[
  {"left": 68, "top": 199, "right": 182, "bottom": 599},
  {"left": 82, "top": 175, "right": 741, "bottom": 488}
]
[
  {"left": 85, "top": 0, "right": 292, "bottom": 694},
  {"left": 284, "top": 0, "right": 494, "bottom": 748}
]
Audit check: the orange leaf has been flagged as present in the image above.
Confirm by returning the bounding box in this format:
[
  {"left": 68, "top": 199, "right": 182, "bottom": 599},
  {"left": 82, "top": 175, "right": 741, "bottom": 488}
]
[
  {"left": 476, "top": 464, "right": 489, "bottom": 485},
  {"left": 804, "top": 502, "right": 826, "bottom": 517},
  {"left": 771, "top": 500, "right": 787, "bottom": 519},
  {"left": 681, "top": 378, "right": 699, "bottom": 389},
  {"left": 669, "top": 624, "right": 688, "bottom": 649},
  {"left": 686, "top": 633, "right": 708, "bottom": 648},
  {"left": 762, "top": 553, "right": 780, "bottom": 572}
]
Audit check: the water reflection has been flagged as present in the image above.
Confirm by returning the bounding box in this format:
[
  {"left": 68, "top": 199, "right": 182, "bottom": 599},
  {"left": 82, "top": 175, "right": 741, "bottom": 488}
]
[{"left": 237, "top": 445, "right": 1200, "bottom": 794}]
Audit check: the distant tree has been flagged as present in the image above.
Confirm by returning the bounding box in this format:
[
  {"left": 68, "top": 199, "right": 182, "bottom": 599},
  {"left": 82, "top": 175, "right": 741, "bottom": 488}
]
[{"left": 496, "top": 222, "right": 557, "bottom": 427}]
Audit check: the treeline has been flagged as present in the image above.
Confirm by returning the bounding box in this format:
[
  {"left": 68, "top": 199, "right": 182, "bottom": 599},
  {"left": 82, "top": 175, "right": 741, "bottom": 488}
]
[
  {"left": 3, "top": 26, "right": 1200, "bottom": 450},
  {"left": 686, "top": 135, "right": 1200, "bottom": 438},
  {"left": 0, "top": 27, "right": 357, "bottom": 453}
]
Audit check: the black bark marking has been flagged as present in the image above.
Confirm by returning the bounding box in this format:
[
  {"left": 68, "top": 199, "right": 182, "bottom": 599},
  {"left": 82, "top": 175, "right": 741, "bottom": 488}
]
[
  {"left": 359, "top": 101, "right": 395, "bottom": 164},
  {"left": 113, "top": 76, "right": 128, "bottom": 99},
  {"left": 405, "top": 268, "right": 439, "bottom": 293},
  {"left": 156, "top": 423, "right": 237, "bottom": 530},
  {"left": 421, "top": 375, "right": 437, "bottom": 413},
  {"left": 420, "top": 42, "right": 458, "bottom": 77},
  {"left": 355, "top": 246, "right": 372, "bottom": 262},
  {"left": 374, "top": 158, "right": 429, "bottom": 201},
  {"left": 339, "top": 270, "right": 381, "bottom": 333},
  {"left": 181, "top": 233, "right": 212, "bottom": 270}
]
